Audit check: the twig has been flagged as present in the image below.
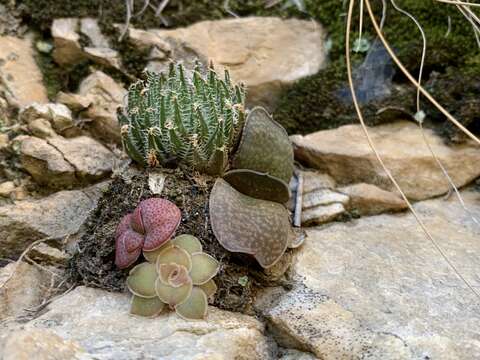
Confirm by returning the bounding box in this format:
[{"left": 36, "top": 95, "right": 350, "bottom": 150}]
[
  {"left": 348, "top": 0, "right": 480, "bottom": 300},
  {"left": 0, "top": 237, "right": 52, "bottom": 291}
]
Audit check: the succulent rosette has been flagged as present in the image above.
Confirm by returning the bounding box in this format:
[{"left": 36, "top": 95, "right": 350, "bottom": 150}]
[{"left": 126, "top": 234, "right": 219, "bottom": 320}]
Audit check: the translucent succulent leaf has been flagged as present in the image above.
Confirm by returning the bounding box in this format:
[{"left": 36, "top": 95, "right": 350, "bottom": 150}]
[
  {"left": 130, "top": 295, "right": 165, "bottom": 317},
  {"left": 155, "top": 276, "right": 192, "bottom": 306},
  {"left": 172, "top": 235, "right": 202, "bottom": 254},
  {"left": 232, "top": 107, "right": 293, "bottom": 183},
  {"left": 224, "top": 169, "right": 290, "bottom": 203},
  {"left": 126, "top": 262, "right": 158, "bottom": 298},
  {"left": 198, "top": 280, "right": 217, "bottom": 301},
  {"left": 158, "top": 263, "right": 190, "bottom": 288},
  {"left": 190, "top": 253, "right": 220, "bottom": 285},
  {"left": 209, "top": 179, "right": 290, "bottom": 268},
  {"left": 143, "top": 241, "right": 173, "bottom": 263},
  {"left": 175, "top": 287, "right": 208, "bottom": 320},
  {"left": 156, "top": 246, "right": 192, "bottom": 272}
]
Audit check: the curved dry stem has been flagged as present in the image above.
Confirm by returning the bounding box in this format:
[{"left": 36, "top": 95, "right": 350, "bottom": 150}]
[
  {"left": 390, "top": 0, "right": 480, "bottom": 226},
  {"left": 348, "top": 0, "right": 480, "bottom": 300},
  {"left": 363, "top": 0, "right": 480, "bottom": 146}
]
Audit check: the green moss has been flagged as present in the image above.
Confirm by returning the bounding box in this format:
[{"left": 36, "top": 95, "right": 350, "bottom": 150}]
[{"left": 273, "top": 0, "right": 480, "bottom": 136}]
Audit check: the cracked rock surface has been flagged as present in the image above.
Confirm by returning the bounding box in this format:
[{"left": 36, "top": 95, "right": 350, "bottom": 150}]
[
  {"left": 257, "top": 190, "right": 480, "bottom": 359},
  {"left": 19, "top": 135, "right": 116, "bottom": 188},
  {"left": 0, "top": 286, "right": 274, "bottom": 360}
]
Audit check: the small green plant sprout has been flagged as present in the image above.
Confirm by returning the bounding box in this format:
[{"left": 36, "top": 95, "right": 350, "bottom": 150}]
[
  {"left": 117, "top": 62, "right": 246, "bottom": 175},
  {"left": 126, "top": 234, "right": 219, "bottom": 320}
]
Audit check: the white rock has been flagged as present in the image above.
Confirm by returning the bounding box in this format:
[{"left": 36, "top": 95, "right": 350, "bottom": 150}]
[
  {"left": 0, "top": 184, "right": 106, "bottom": 257},
  {"left": 263, "top": 190, "right": 480, "bottom": 359},
  {"left": 51, "top": 18, "right": 83, "bottom": 66},
  {"left": 0, "top": 181, "right": 15, "bottom": 198},
  {"left": 83, "top": 47, "right": 121, "bottom": 70},
  {"left": 302, "top": 188, "right": 349, "bottom": 209},
  {"left": 27, "top": 118, "right": 57, "bottom": 138},
  {"left": 339, "top": 182, "right": 408, "bottom": 216},
  {"left": 130, "top": 17, "right": 327, "bottom": 110},
  {"left": 20, "top": 102, "right": 74, "bottom": 134},
  {"left": 79, "top": 71, "right": 126, "bottom": 144},
  {"left": 0, "top": 262, "right": 51, "bottom": 321},
  {"left": 301, "top": 202, "right": 345, "bottom": 225},
  {"left": 2, "top": 329, "right": 88, "bottom": 360},
  {"left": 0, "top": 35, "right": 48, "bottom": 107},
  {"left": 302, "top": 171, "right": 336, "bottom": 193},
  {"left": 292, "top": 121, "right": 480, "bottom": 200},
  {"left": 21, "top": 286, "right": 272, "bottom": 360},
  {"left": 80, "top": 18, "right": 110, "bottom": 48}
]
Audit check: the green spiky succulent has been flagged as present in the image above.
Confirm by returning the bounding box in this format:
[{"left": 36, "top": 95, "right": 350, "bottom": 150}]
[
  {"left": 127, "top": 234, "right": 219, "bottom": 320},
  {"left": 118, "top": 63, "right": 246, "bottom": 175}
]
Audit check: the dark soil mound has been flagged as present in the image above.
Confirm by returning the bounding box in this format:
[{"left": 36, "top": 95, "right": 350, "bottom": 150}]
[{"left": 67, "top": 167, "right": 289, "bottom": 313}]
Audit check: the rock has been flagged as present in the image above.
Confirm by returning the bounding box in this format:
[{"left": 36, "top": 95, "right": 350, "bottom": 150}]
[
  {"left": 27, "top": 118, "right": 56, "bottom": 138},
  {"left": 2, "top": 329, "right": 87, "bottom": 360},
  {"left": 20, "top": 135, "right": 76, "bottom": 187},
  {"left": 20, "top": 135, "right": 116, "bottom": 187},
  {"left": 340, "top": 183, "right": 408, "bottom": 216},
  {"left": 256, "top": 286, "right": 410, "bottom": 359},
  {"left": 56, "top": 91, "right": 92, "bottom": 111},
  {"left": 47, "top": 135, "right": 116, "bottom": 182},
  {"left": 0, "top": 133, "right": 9, "bottom": 151},
  {"left": 79, "top": 71, "right": 126, "bottom": 144},
  {"left": 259, "top": 190, "right": 480, "bottom": 359},
  {"left": 80, "top": 18, "right": 110, "bottom": 48},
  {"left": 20, "top": 102, "right": 74, "bottom": 135},
  {"left": 292, "top": 121, "right": 480, "bottom": 200},
  {"left": 0, "top": 181, "right": 15, "bottom": 197},
  {"left": 29, "top": 243, "right": 70, "bottom": 266},
  {"left": 23, "top": 286, "right": 272, "bottom": 359},
  {"left": 0, "top": 261, "right": 51, "bottom": 321},
  {"left": 51, "top": 18, "right": 83, "bottom": 66},
  {"left": 0, "top": 35, "right": 48, "bottom": 107},
  {"left": 301, "top": 202, "right": 345, "bottom": 225},
  {"left": 83, "top": 46, "right": 122, "bottom": 70},
  {"left": 129, "top": 17, "right": 327, "bottom": 110},
  {"left": 302, "top": 171, "right": 336, "bottom": 193},
  {"left": 0, "top": 184, "right": 105, "bottom": 258},
  {"left": 302, "top": 188, "right": 349, "bottom": 209}
]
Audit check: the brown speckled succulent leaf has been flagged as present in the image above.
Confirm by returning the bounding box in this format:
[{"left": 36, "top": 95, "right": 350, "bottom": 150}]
[
  {"left": 209, "top": 179, "right": 291, "bottom": 268},
  {"left": 224, "top": 169, "right": 290, "bottom": 203},
  {"left": 232, "top": 107, "right": 294, "bottom": 183}
]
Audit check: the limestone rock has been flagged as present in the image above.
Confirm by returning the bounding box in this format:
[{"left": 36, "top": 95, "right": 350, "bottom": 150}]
[
  {"left": 0, "top": 181, "right": 15, "bottom": 197},
  {"left": 292, "top": 121, "right": 480, "bottom": 200},
  {"left": 301, "top": 202, "right": 345, "bottom": 225},
  {"left": 129, "top": 17, "right": 327, "bottom": 110},
  {"left": 20, "top": 135, "right": 76, "bottom": 187},
  {"left": 79, "top": 71, "right": 126, "bottom": 144},
  {"left": 340, "top": 182, "right": 408, "bottom": 216},
  {"left": 27, "top": 118, "right": 57, "bottom": 138},
  {"left": 263, "top": 190, "right": 480, "bottom": 359},
  {"left": 20, "top": 135, "right": 116, "bottom": 187},
  {"left": 0, "top": 184, "right": 105, "bottom": 258},
  {"left": 302, "top": 171, "right": 336, "bottom": 193},
  {"left": 0, "top": 36, "right": 48, "bottom": 107},
  {"left": 0, "top": 262, "right": 51, "bottom": 321},
  {"left": 20, "top": 102, "right": 74, "bottom": 135},
  {"left": 2, "top": 329, "right": 87, "bottom": 360},
  {"left": 80, "top": 18, "right": 110, "bottom": 48},
  {"left": 23, "top": 286, "right": 272, "bottom": 360},
  {"left": 29, "top": 243, "right": 70, "bottom": 266},
  {"left": 51, "top": 18, "right": 83, "bottom": 66},
  {"left": 83, "top": 47, "right": 121, "bottom": 70},
  {"left": 303, "top": 188, "right": 349, "bottom": 209},
  {"left": 56, "top": 91, "right": 92, "bottom": 111}
]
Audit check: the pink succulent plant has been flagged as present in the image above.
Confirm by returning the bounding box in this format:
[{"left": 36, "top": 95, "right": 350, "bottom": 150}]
[{"left": 115, "top": 198, "right": 182, "bottom": 269}]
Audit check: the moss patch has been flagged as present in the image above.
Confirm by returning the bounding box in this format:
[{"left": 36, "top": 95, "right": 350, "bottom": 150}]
[{"left": 273, "top": 0, "right": 480, "bottom": 140}]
